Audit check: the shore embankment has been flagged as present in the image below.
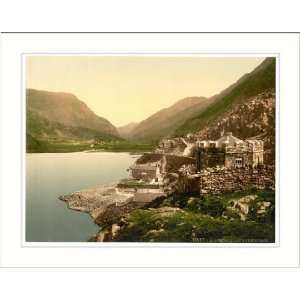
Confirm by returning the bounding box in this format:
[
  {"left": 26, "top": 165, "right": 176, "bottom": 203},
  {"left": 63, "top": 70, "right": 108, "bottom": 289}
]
[{"left": 59, "top": 184, "right": 168, "bottom": 226}]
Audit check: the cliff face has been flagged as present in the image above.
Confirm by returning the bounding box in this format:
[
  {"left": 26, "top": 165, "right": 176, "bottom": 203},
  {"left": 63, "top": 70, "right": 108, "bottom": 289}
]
[
  {"left": 194, "top": 90, "right": 275, "bottom": 163},
  {"left": 175, "top": 58, "right": 276, "bottom": 137}
]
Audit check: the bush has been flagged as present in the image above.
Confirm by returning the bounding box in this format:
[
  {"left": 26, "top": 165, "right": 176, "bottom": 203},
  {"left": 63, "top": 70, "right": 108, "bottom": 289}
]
[
  {"left": 199, "top": 196, "right": 226, "bottom": 217},
  {"left": 115, "top": 209, "right": 275, "bottom": 243}
]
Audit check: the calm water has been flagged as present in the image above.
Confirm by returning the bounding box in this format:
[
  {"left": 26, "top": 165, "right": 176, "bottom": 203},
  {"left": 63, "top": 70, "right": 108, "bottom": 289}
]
[{"left": 26, "top": 152, "right": 138, "bottom": 242}]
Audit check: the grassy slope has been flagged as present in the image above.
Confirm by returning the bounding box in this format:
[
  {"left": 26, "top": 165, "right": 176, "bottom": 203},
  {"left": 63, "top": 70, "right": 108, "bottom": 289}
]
[
  {"left": 174, "top": 58, "right": 276, "bottom": 136},
  {"left": 117, "top": 210, "right": 274, "bottom": 243},
  {"left": 27, "top": 110, "right": 121, "bottom": 142},
  {"left": 115, "top": 189, "right": 275, "bottom": 243},
  {"left": 27, "top": 89, "right": 119, "bottom": 136},
  {"left": 26, "top": 89, "right": 124, "bottom": 152},
  {"left": 129, "top": 97, "right": 211, "bottom": 142},
  {"left": 27, "top": 110, "right": 154, "bottom": 153}
]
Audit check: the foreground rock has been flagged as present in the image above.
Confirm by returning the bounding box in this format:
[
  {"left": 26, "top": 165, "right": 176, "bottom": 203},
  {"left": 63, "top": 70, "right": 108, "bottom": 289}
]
[{"left": 93, "top": 206, "right": 183, "bottom": 242}]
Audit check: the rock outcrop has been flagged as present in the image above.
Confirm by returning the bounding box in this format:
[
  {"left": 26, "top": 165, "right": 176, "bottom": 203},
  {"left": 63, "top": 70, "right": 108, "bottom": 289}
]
[{"left": 223, "top": 194, "right": 272, "bottom": 221}]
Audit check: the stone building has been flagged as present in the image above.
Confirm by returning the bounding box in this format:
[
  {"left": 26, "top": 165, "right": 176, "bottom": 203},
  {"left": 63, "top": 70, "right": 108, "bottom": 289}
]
[
  {"left": 155, "top": 138, "right": 188, "bottom": 155},
  {"left": 195, "top": 132, "right": 264, "bottom": 171},
  {"left": 129, "top": 153, "right": 195, "bottom": 183},
  {"left": 129, "top": 161, "right": 165, "bottom": 183}
]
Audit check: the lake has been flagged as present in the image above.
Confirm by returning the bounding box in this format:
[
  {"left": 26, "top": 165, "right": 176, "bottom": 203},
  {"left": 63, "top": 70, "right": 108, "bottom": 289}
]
[{"left": 26, "top": 152, "right": 138, "bottom": 242}]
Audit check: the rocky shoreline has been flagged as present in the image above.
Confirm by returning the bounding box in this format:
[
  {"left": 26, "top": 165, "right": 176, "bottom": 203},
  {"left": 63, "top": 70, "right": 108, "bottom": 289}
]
[
  {"left": 59, "top": 183, "right": 275, "bottom": 243},
  {"left": 59, "top": 183, "right": 170, "bottom": 240}
]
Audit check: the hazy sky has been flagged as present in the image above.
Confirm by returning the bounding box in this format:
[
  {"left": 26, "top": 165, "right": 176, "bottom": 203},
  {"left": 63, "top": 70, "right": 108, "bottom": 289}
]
[{"left": 26, "top": 56, "right": 265, "bottom": 127}]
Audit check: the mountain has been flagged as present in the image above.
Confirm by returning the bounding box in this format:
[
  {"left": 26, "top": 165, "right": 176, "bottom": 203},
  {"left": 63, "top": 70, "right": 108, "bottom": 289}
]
[
  {"left": 27, "top": 89, "right": 120, "bottom": 143},
  {"left": 128, "top": 96, "right": 212, "bottom": 142},
  {"left": 156, "top": 58, "right": 276, "bottom": 163},
  {"left": 174, "top": 57, "right": 276, "bottom": 136},
  {"left": 125, "top": 58, "right": 275, "bottom": 143},
  {"left": 117, "top": 122, "right": 138, "bottom": 139}
]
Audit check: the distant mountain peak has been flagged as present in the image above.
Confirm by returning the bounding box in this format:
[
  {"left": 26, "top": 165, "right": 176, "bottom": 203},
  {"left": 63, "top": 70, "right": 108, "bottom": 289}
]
[
  {"left": 117, "top": 122, "right": 139, "bottom": 139},
  {"left": 127, "top": 96, "right": 212, "bottom": 142}
]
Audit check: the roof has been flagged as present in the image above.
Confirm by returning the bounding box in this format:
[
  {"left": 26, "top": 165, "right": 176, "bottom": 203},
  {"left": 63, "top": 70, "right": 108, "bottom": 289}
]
[
  {"left": 133, "top": 153, "right": 196, "bottom": 173},
  {"left": 164, "top": 155, "right": 195, "bottom": 172},
  {"left": 216, "top": 132, "right": 245, "bottom": 147},
  {"left": 130, "top": 164, "right": 157, "bottom": 171},
  {"left": 135, "top": 153, "right": 163, "bottom": 164}
]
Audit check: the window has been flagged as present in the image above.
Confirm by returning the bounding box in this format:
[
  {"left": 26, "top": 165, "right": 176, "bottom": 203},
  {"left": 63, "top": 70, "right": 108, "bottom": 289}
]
[{"left": 235, "top": 158, "right": 243, "bottom": 167}]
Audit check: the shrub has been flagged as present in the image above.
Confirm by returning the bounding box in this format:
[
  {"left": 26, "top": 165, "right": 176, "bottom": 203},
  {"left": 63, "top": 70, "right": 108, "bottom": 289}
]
[{"left": 199, "top": 196, "right": 226, "bottom": 217}]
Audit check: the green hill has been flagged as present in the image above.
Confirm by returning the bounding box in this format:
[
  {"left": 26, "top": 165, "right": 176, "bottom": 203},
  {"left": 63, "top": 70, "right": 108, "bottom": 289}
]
[
  {"left": 26, "top": 89, "right": 121, "bottom": 151},
  {"left": 128, "top": 96, "right": 212, "bottom": 142},
  {"left": 27, "top": 110, "right": 119, "bottom": 142},
  {"left": 174, "top": 58, "right": 276, "bottom": 136}
]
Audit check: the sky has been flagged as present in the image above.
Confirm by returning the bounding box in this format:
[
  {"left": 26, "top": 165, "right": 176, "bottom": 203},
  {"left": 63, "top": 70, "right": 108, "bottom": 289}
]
[{"left": 26, "top": 56, "right": 265, "bottom": 127}]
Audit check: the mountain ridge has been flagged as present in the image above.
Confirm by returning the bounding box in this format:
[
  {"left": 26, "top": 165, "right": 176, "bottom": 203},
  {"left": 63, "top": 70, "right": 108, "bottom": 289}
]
[
  {"left": 128, "top": 96, "right": 211, "bottom": 142},
  {"left": 26, "top": 89, "right": 121, "bottom": 148},
  {"left": 174, "top": 57, "right": 275, "bottom": 136},
  {"left": 124, "top": 58, "right": 275, "bottom": 143},
  {"left": 27, "top": 89, "right": 119, "bottom": 137}
]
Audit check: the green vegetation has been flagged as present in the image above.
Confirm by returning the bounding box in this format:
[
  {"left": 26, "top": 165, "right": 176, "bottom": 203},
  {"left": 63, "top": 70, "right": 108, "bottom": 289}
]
[
  {"left": 93, "top": 141, "right": 155, "bottom": 153},
  {"left": 27, "top": 107, "right": 155, "bottom": 153},
  {"left": 27, "top": 110, "right": 121, "bottom": 143},
  {"left": 27, "top": 136, "right": 155, "bottom": 153},
  {"left": 114, "top": 189, "right": 275, "bottom": 243},
  {"left": 26, "top": 134, "right": 50, "bottom": 153},
  {"left": 27, "top": 89, "right": 119, "bottom": 138},
  {"left": 184, "top": 189, "right": 275, "bottom": 223},
  {"left": 116, "top": 209, "right": 274, "bottom": 243},
  {"left": 174, "top": 58, "right": 276, "bottom": 136},
  {"left": 26, "top": 89, "right": 125, "bottom": 152}
]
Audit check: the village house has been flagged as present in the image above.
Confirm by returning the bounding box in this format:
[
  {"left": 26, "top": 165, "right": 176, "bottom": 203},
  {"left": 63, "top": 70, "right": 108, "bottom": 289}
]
[
  {"left": 195, "top": 132, "right": 264, "bottom": 171},
  {"left": 128, "top": 153, "right": 196, "bottom": 183},
  {"left": 129, "top": 159, "right": 165, "bottom": 183}
]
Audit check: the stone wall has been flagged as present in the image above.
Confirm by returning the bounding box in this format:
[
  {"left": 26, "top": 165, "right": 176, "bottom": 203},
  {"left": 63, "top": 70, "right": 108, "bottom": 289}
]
[
  {"left": 176, "top": 165, "right": 275, "bottom": 195},
  {"left": 131, "top": 168, "right": 157, "bottom": 181},
  {"left": 198, "top": 165, "right": 275, "bottom": 195},
  {"left": 195, "top": 147, "right": 225, "bottom": 170}
]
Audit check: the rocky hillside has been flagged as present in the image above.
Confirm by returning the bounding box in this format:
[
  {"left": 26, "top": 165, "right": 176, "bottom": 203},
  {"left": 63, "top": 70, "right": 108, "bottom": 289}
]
[
  {"left": 153, "top": 58, "right": 276, "bottom": 163},
  {"left": 27, "top": 89, "right": 120, "bottom": 143},
  {"left": 175, "top": 58, "right": 275, "bottom": 137},
  {"left": 127, "top": 58, "right": 275, "bottom": 146},
  {"left": 194, "top": 90, "right": 276, "bottom": 163},
  {"left": 128, "top": 96, "right": 212, "bottom": 142}
]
